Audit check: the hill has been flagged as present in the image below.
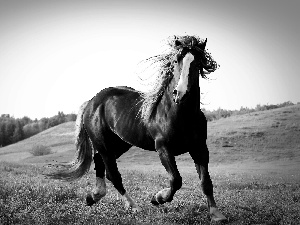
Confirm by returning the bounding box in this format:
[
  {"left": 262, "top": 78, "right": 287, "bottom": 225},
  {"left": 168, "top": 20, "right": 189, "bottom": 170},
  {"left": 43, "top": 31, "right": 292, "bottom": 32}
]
[
  {"left": 1, "top": 105, "right": 300, "bottom": 224},
  {"left": 0, "top": 122, "right": 75, "bottom": 163},
  {"left": 207, "top": 104, "right": 300, "bottom": 162},
  {"left": 0, "top": 104, "right": 299, "bottom": 179}
]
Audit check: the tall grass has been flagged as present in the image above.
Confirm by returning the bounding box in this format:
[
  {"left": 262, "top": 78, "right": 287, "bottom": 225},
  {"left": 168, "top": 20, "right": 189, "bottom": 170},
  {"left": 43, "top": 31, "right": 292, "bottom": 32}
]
[
  {"left": 29, "top": 145, "right": 53, "bottom": 156},
  {"left": 1, "top": 162, "right": 299, "bottom": 224}
]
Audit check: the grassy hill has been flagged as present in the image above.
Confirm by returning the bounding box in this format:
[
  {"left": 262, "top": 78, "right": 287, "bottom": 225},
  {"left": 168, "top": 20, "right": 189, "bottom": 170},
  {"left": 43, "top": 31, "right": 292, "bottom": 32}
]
[
  {"left": 207, "top": 104, "right": 300, "bottom": 163},
  {"left": 0, "top": 104, "right": 299, "bottom": 177},
  {"left": 0, "top": 122, "right": 75, "bottom": 163},
  {"left": 1, "top": 105, "right": 300, "bottom": 224}
]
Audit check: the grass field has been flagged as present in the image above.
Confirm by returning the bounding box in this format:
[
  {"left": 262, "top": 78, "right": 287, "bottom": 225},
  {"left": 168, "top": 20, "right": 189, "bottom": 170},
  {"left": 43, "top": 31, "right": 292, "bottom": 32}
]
[
  {"left": 0, "top": 162, "right": 299, "bottom": 224},
  {"left": 1, "top": 105, "right": 300, "bottom": 224}
]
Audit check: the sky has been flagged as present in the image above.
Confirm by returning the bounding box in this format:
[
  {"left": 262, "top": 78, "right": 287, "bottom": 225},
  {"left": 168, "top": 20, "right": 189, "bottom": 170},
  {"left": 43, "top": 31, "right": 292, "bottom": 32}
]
[{"left": 0, "top": 0, "right": 299, "bottom": 119}]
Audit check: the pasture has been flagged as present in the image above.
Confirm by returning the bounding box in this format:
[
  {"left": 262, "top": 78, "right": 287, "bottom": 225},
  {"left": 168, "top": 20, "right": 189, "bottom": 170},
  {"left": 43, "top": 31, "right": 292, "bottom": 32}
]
[{"left": 1, "top": 105, "right": 300, "bottom": 224}]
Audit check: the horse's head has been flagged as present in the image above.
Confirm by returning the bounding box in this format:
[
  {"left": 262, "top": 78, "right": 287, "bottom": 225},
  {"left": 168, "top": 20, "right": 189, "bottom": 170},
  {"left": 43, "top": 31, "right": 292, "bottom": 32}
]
[{"left": 172, "top": 36, "right": 217, "bottom": 104}]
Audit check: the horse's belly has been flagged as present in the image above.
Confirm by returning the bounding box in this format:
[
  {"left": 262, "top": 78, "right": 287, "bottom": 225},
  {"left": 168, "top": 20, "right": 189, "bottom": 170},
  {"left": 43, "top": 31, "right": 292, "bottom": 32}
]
[{"left": 113, "top": 116, "right": 155, "bottom": 151}]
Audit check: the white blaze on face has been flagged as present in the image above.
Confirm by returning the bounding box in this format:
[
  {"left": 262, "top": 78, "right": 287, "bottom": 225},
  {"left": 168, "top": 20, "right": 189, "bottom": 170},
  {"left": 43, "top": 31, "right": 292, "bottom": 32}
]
[{"left": 174, "top": 52, "right": 194, "bottom": 103}]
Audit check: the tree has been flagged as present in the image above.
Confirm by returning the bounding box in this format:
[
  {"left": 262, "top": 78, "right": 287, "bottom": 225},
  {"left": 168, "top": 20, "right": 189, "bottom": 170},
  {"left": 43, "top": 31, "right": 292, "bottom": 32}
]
[
  {"left": 57, "top": 111, "right": 66, "bottom": 124},
  {"left": 1, "top": 114, "right": 10, "bottom": 118},
  {"left": 4, "top": 119, "right": 16, "bottom": 145},
  {"left": 12, "top": 120, "right": 25, "bottom": 143},
  {"left": 65, "top": 113, "right": 77, "bottom": 122},
  {"left": 47, "top": 116, "right": 60, "bottom": 128},
  {"left": 23, "top": 122, "right": 40, "bottom": 139},
  {"left": 0, "top": 123, "right": 5, "bottom": 147},
  {"left": 38, "top": 118, "right": 49, "bottom": 131},
  {"left": 20, "top": 116, "right": 32, "bottom": 126}
]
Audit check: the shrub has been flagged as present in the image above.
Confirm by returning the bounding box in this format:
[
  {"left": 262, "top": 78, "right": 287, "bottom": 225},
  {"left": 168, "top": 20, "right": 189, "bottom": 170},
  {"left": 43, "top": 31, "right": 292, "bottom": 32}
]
[{"left": 30, "top": 145, "right": 52, "bottom": 156}]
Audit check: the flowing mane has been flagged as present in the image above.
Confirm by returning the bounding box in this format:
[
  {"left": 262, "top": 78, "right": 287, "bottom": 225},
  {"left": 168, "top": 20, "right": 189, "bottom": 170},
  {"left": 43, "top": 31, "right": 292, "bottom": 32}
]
[{"left": 139, "top": 35, "right": 219, "bottom": 122}]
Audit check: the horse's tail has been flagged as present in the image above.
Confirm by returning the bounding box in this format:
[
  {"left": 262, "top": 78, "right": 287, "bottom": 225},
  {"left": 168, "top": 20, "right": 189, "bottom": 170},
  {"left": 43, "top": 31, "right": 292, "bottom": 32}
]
[{"left": 48, "top": 101, "right": 93, "bottom": 181}]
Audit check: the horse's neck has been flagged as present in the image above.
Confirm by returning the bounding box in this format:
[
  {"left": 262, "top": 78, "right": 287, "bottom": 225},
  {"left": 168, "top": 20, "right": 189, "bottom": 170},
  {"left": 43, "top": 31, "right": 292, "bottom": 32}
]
[{"left": 160, "top": 77, "right": 201, "bottom": 118}]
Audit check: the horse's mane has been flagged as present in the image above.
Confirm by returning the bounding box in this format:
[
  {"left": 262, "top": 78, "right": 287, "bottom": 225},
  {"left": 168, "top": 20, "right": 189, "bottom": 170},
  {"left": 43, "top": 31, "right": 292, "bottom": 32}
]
[{"left": 139, "top": 35, "right": 219, "bottom": 123}]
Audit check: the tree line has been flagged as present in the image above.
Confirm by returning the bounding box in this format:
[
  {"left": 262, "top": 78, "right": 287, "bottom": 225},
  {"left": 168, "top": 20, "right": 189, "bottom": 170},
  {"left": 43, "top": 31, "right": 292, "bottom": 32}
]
[
  {"left": 0, "top": 112, "right": 76, "bottom": 147},
  {"left": 202, "top": 101, "right": 296, "bottom": 121},
  {"left": 0, "top": 101, "right": 297, "bottom": 148}
]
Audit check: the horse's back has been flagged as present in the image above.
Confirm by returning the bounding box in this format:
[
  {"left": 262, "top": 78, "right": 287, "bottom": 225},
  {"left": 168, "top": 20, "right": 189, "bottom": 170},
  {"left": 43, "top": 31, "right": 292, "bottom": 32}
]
[{"left": 84, "top": 86, "right": 155, "bottom": 154}]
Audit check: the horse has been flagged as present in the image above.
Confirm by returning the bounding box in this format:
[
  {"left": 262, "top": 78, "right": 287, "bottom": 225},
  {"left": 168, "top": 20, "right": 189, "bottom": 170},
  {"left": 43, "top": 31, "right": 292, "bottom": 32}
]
[{"left": 49, "top": 35, "right": 227, "bottom": 222}]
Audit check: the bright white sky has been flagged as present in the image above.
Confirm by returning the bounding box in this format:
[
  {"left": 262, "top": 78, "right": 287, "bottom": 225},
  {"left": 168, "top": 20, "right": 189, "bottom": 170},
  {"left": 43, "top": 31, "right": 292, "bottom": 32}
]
[{"left": 1, "top": 0, "right": 299, "bottom": 119}]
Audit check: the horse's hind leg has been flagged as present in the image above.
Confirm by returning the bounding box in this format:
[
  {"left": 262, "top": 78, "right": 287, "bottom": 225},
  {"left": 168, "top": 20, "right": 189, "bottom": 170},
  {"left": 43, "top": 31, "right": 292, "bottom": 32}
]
[
  {"left": 101, "top": 150, "right": 142, "bottom": 212},
  {"left": 86, "top": 152, "right": 107, "bottom": 206},
  {"left": 95, "top": 133, "right": 141, "bottom": 212}
]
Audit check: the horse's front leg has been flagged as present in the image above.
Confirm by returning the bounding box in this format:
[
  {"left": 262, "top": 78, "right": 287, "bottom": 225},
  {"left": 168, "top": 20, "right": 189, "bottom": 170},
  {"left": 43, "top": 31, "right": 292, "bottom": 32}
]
[
  {"left": 190, "top": 147, "right": 227, "bottom": 222},
  {"left": 151, "top": 140, "right": 182, "bottom": 205}
]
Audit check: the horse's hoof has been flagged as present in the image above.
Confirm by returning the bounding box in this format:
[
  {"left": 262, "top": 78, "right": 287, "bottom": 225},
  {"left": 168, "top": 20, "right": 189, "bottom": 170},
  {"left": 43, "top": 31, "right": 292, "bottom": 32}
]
[
  {"left": 86, "top": 193, "right": 96, "bottom": 206},
  {"left": 150, "top": 195, "right": 159, "bottom": 206},
  {"left": 132, "top": 207, "right": 142, "bottom": 213},
  {"left": 210, "top": 207, "right": 228, "bottom": 223},
  {"left": 128, "top": 205, "right": 142, "bottom": 213}
]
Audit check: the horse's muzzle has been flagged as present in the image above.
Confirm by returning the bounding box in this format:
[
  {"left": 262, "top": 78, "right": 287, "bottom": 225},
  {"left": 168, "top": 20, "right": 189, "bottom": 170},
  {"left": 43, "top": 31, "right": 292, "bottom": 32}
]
[
  {"left": 172, "top": 89, "right": 180, "bottom": 104},
  {"left": 173, "top": 89, "right": 190, "bottom": 104}
]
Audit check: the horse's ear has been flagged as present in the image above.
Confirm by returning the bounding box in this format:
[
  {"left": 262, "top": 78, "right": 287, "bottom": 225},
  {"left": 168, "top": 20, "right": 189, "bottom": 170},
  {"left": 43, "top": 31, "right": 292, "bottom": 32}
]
[
  {"left": 198, "top": 38, "right": 207, "bottom": 50},
  {"left": 202, "top": 38, "right": 207, "bottom": 50},
  {"left": 175, "top": 40, "right": 182, "bottom": 48}
]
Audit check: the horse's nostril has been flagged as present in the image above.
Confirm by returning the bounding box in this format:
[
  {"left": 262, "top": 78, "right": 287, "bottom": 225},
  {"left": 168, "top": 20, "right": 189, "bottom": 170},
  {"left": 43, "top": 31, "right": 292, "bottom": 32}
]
[{"left": 173, "top": 89, "right": 179, "bottom": 104}]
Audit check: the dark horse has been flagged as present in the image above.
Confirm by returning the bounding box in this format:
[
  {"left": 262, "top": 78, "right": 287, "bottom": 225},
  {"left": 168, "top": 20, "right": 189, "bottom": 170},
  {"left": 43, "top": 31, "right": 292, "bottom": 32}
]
[{"left": 50, "top": 35, "right": 227, "bottom": 222}]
